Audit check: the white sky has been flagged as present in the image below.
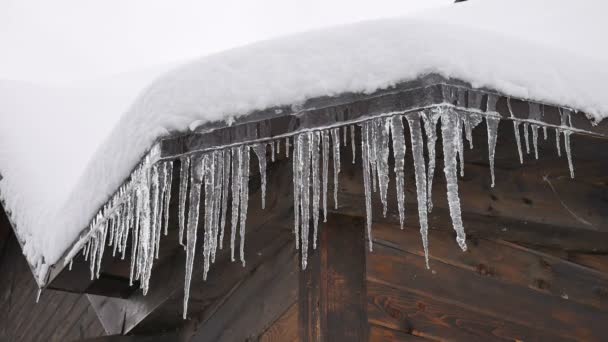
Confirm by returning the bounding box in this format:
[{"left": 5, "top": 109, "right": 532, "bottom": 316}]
[{"left": 0, "top": 0, "right": 452, "bottom": 85}]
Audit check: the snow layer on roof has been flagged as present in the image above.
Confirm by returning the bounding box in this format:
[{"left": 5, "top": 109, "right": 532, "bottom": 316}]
[{"left": 1, "top": 0, "right": 608, "bottom": 282}]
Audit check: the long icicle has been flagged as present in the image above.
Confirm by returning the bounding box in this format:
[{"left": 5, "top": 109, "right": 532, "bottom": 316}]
[
  {"left": 178, "top": 157, "right": 191, "bottom": 246},
  {"left": 422, "top": 108, "right": 440, "bottom": 212},
  {"left": 406, "top": 113, "right": 430, "bottom": 268},
  {"left": 361, "top": 122, "right": 373, "bottom": 251},
  {"left": 441, "top": 109, "right": 468, "bottom": 251},
  {"left": 390, "top": 115, "right": 406, "bottom": 229}
]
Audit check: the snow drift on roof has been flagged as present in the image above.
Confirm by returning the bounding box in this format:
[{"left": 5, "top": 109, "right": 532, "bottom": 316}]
[{"left": 1, "top": 0, "right": 607, "bottom": 282}]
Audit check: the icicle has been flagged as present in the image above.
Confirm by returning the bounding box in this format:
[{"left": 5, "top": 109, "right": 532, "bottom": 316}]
[
  {"left": 293, "top": 135, "right": 301, "bottom": 250},
  {"left": 178, "top": 157, "right": 190, "bottom": 246},
  {"left": 361, "top": 122, "right": 373, "bottom": 250},
  {"left": 183, "top": 155, "right": 204, "bottom": 318},
  {"left": 555, "top": 127, "right": 562, "bottom": 157},
  {"left": 297, "top": 133, "right": 311, "bottom": 269},
  {"left": 390, "top": 115, "right": 406, "bottom": 229},
  {"left": 531, "top": 124, "right": 539, "bottom": 159},
  {"left": 564, "top": 131, "right": 575, "bottom": 178},
  {"left": 331, "top": 128, "right": 341, "bottom": 209},
  {"left": 285, "top": 137, "right": 290, "bottom": 158},
  {"left": 406, "top": 113, "right": 430, "bottom": 268},
  {"left": 523, "top": 123, "right": 531, "bottom": 155},
  {"left": 239, "top": 146, "right": 250, "bottom": 266},
  {"left": 462, "top": 114, "right": 482, "bottom": 149},
  {"left": 321, "top": 131, "right": 330, "bottom": 223},
  {"left": 68, "top": 259, "right": 73, "bottom": 271},
  {"left": 252, "top": 144, "right": 267, "bottom": 209},
  {"left": 507, "top": 99, "right": 524, "bottom": 164},
  {"left": 36, "top": 288, "right": 42, "bottom": 303},
  {"left": 440, "top": 109, "right": 467, "bottom": 252},
  {"left": 343, "top": 125, "right": 348, "bottom": 146},
  {"left": 350, "top": 125, "right": 356, "bottom": 164},
  {"left": 230, "top": 147, "right": 241, "bottom": 261},
  {"left": 485, "top": 115, "right": 500, "bottom": 187},
  {"left": 311, "top": 132, "right": 321, "bottom": 249},
  {"left": 276, "top": 139, "right": 281, "bottom": 155},
  {"left": 270, "top": 141, "right": 276, "bottom": 162},
  {"left": 422, "top": 108, "right": 441, "bottom": 212},
  {"left": 219, "top": 151, "right": 231, "bottom": 249},
  {"left": 456, "top": 113, "right": 465, "bottom": 177},
  {"left": 375, "top": 118, "right": 391, "bottom": 217},
  {"left": 202, "top": 154, "right": 214, "bottom": 279},
  {"left": 543, "top": 126, "right": 548, "bottom": 140}
]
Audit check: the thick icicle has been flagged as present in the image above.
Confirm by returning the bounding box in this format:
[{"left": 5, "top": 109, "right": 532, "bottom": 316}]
[
  {"left": 230, "top": 147, "right": 241, "bottom": 261},
  {"left": 178, "top": 157, "right": 190, "bottom": 246},
  {"left": 485, "top": 115, "right": 500, "bottom": 187},
  {"left": 252, "top": 144, "right": 267, "bottom": 209},
  {"left": 239, "top": 146, "right": 250, "bottom": 266},
  {"left": 311, "top": 132, "right": 321, "bottom": 249},
  {"left": 361, "top": 122, "right": 373, "bottom": 250},
  {"left": 270, "top": 141, "right": 275, "bottom": 162},
  {"left": 183, "top": 155, "right": 203, "bottom": 318},
  {"left": 462, "top": 114, "right": 483, "bottom": 149},
  {"left": 543, "top": 126, "right": 548, "bottom": 140},
  {"left": 406, "top": 113, "right": 430, "bottom": 268},
  {"left": 375, "top": 118, "right": 391, "bottom": 217},
  {"left": 202, "top": 154, "right": 214, "bottom": 279},
  {"left": 331, "top": 128, "right": 341, "bottom": 209},
  {"left": 507, "top": 99, "right": 524, "bottom": 164},
  {"left": 219, "top": 151, "right": 231, "bottom": 249},
  {"left": 297, "top": 133, "right": 312, "bottom": 269},
  {"left": 440, "top": 109, "right": 468, "bottom": 252},
  {"left": 523, "top": 123, "right": 531, "bottom": 155},
  {"left": 531, "top": 124, "right": 539, "bottom": 159},
  {"left": 321, "top": 131, "right": 330, "bottom": 223},
  {"left": 390, "top": 115, "right": 406, "bottom": 229},
  {"left": 422, "top": 108, "right": 441, "bottom": 212}
]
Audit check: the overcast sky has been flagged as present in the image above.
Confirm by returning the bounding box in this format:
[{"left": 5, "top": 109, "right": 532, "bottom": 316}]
[{"left": 0, "top": 0, "right": 451, "bottom": 85}]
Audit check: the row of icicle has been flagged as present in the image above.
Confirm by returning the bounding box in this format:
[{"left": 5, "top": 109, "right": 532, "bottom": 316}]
[{"left": 65, "top": 95, "right": 577, "bottom": 317}]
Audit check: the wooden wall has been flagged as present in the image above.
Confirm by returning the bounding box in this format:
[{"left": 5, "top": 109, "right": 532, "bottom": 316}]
[{"left": 0, "top": 232, "right": 106, "bottom": 342}]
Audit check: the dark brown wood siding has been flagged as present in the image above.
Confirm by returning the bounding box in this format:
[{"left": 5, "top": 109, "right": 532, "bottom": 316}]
[{"left": 0, "top": 233, "right": 106, "bottom": 342}]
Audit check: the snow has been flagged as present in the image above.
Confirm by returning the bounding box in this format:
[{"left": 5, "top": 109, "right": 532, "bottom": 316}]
[{"left": 1, "top": 0, "right": 608, "bottom": 284}]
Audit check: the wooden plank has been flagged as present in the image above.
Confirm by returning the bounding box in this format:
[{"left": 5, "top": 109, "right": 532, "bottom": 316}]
[
  {"left": 369, "top": 324, "right": 430, "bottom": 342},
  {"left": 371, "top": 222, "right": 608, "bottom": 311},
  {"left": 188, "top": 241, "right": 298, "bottom": 341},
  {"left": 368, "top": 280, "right": 573, "bottom": 342},
  {"left": 299, "top": 214, "right": 368, "bottom": 342},
  {"left": 367, "top": 243, "right": 608, "bottom": 341},
  {"left": 260, "top": 303, "right": 299, "bottom": 342}
]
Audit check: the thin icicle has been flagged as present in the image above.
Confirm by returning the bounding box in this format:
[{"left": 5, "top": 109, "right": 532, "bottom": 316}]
[
  {"left": 508, "top": 99, "right": 524, "bottom": 164},
  {"left": 202, "top": 154, "right": 214, "bottom": 280},
  {"left": 485, "top": 115, "right": 500, "bottom": 187},
  {"left": 321, "top": 131, "right": 330, "bottom": 223},
  {"left": 350, "top": 125, "right": 356, "bottom": 164},
  {"left": 293, "top": 135, "right": 301, "bottom": 250},
  {"left": 555, "top": 127, "right": 562, "bottom": 157},
  {"left": 343, "top": 125, "right": 348, "bottom": 146},
  {"left": 239, "top": 146, "right": 250, "bottom": 266},
  {"left": 331, "top": 128, "right": 341, "bottom": 209},
  {"left": 543, "top": 126, "right": 548, "bottom": 140},
  {"left": 252, "top": 144, "right": 267, "bottom": 209},
  {"left": 270, "top": 141, "right": 276, "bottom": 162},
  {"left": 564, "top": 131, "right": 575, "bottom": 178},
  {"left": 462, "top": 114, "right": 482, "bottom": 149},
  {"left": 390, "top": 115, "right": 406, "bottom": 229},
  {"left": 285, "top": 137, "right": 290, "bottom": 158},
  {"left": 406, "top": 113, "right": 430, "bottom": 268},
  {"left": 441, "top": 109, "right": 467, "bottom": 252},
  {"left": 178, "top": 157, "right": 190, "bottom": 246},
  {"left": 276, "top": 139, "right": 280, "bottom": 155},
  {"left": 36, "top": 288, "right": 42, "bottom": 303},
  {"left": 183, "top": 155, "right": 203, "bottom": 319},
  {"left": 456, "top": 113, "right": 465, "bottom": 177},
  {"left": 311, "top": 132, "right": 321, "bottom": 249},
  {"left": 422, "top": 108, "right": 441, "bottom": 212},
  {"left": 361, "top": 122, "right": 373, "bottom": 251}
]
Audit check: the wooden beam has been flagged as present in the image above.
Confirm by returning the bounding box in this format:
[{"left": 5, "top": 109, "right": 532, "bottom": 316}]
[{"left": 299, "top": 214, "right": 368, "bottom": 342}]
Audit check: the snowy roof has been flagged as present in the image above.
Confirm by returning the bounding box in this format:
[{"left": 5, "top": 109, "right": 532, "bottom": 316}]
[{"left": 1, "top": 0, "right": 608, "bottom": 283}]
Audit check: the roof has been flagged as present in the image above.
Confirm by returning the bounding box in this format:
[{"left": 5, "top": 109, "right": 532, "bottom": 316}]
[{"left": 1, "top": 0, "right": 607, "bottom": 283}]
